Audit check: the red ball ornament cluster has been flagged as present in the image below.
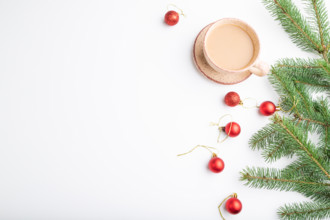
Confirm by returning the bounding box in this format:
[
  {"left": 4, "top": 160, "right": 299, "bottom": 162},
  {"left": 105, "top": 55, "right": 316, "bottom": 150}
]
[
  {"left": 224, "top": 91, "right": 278, "bottom": 116},
  {"left": 164, "top": 10, "right": 179, "bottom": 26}
]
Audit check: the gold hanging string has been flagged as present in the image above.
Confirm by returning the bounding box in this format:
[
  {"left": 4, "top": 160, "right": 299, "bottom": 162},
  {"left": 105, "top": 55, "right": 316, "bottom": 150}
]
[
  {"left": 277, "top": 96, "right": 299, "bottom": 113},
  {"left": 239, "top": 97, "right": 258, "bottom": 109},
  {"left": 167, "top": 4, "right": 186, "bottom": 17},
  {"left": 218, "top": 193, "right": 237, "bottom": 220},
  {"left": 177, "top": 145, "right": 218, "bottom": 157},
  {"left": 210, "top": 114, "right": 233, "bottom": 143}
]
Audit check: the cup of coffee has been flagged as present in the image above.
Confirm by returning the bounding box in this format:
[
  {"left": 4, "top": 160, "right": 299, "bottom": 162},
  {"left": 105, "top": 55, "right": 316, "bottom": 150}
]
[{"left": 193, "top": 18, "right": 269, "bottom": 84}]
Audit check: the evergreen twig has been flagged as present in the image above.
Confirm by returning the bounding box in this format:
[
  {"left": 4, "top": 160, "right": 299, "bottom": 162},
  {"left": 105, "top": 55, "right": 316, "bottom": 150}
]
[
  {"left": 278, "top": 202, "right": 330, "bottom": 219},
  {"left": 240, "top": 0, "right": 330, "bottom": 219},
  {"left": 274, "top": 115, "right": 330, "bottom": 179},
  {"left": 263, "top": 0, "right": 322, "bottom": 53}
]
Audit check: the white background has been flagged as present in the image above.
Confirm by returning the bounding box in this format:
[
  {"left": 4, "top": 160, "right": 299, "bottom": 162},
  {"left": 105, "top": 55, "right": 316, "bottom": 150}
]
[{"left": 0, "top": 0, "right": 329, "bottom": 219}]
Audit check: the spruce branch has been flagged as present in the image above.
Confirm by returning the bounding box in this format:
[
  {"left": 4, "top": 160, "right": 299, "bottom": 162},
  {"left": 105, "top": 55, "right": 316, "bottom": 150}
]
[
  {"left": 273, "top": 114, "right": 330, "bottom": 179},
  {"left": 261, "top": 140, "right": 292, "bottom": 162},
  {"left": 263, "top": 0, "right": 323, "bottom": 53},
  {"left": 248, "top": 123, "right": 279, "bottom": 151},
  {"left": 295, "top": 86, "right": 312, "bottom": 114},
  {"left": 292, "top": 98, "right": 330, "bottom": 140},
  {"left": 241, "top": 1, "right": 330, "bottom": 218},
  {"left": 294, "top": 80, "right": 329, "bottom": 88},
  {"left": 278, "top": 202, "right": 330, "bottom": 220},
  {"left": 275, "top": 58, "right": 330, "bottom": 81},
  {"left": 240, "top": 167, "right": 330, "bottom": 189},
  {"left": 270, "top": 62, "right": 329, "bottom": 129},
  {"left": 303, "top": 0, "right": 330, "bottom": 61},
  {"left": 293, "top": 115, "right": 328, "bottom": 127},
  {"left": 270, "top": 69, "right": 301, "bottom": 116},
  {"left": 241, "top": 167, "right": 330, "bottom": 203},
  {"left": 283, "top": 159, "right": 329, "bottom": 182}
]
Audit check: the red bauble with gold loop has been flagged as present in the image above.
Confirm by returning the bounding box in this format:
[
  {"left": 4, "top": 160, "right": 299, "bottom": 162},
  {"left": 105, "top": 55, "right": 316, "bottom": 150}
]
[
  {"left": 224, "top": 122, "right": 241, "bottom": 137},
  {"left": 259, "top": 101, "right": 277, "bottom": 116},
  {"left": 164, "top": 11, "right": 179, "bottom": 26},
  {"left": 208, "top": 154, "right": 225, "bottom": 173},
  {"left": 225, "top": 197, "right": 243, "bottom": 214},
  {"left": 224, "top": 91, "right": 241, "bottom": 107}
]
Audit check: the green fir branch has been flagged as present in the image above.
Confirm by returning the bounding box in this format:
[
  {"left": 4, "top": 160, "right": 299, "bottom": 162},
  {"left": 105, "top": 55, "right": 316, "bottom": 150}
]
[
  {"left": 241, "top": 167, "right": 330, "bottom": 203},
  {"left": 270, "top": 65, "right": 329, "bottom": 129},
  {"left": 248, "top": 123, "right": 278, "bottom": 150},
  {"left": 294, "top": 80, "right": 329, "bottom": 88},
  {"left": 283, "top": 159, "right": 329, "bottom": 182},
  {"left": 261, "top": 140, "right": 292, "bottom": 162},
  {"left": 263, "top": 0, "right": 322, "bottom": 53},
  {"left": 273, "top": 115, "right": 330, "bottom": 179},
  {"left": 278, "top": 202, "right": 330, "bottom": 220},
  {"left": 292, "top": 99, "right": 330, "bottom": 142},
  {"left": 240, "top": 0, "right": 330, "bottom": 218},
  {"left": 303, "top": 0, "right": 330, "bottom": 61},
  {"left": 270, "top": 69, "right": 302, "bottom": 117},
  {"left": 275, "top": 58, "right": 330, "bottom": 91},
  {"left": 240, "top": 167, "right": 330, "bottom": 189},
  {"left": 293, "top": 112, "right": 329, "bottom": 127}
]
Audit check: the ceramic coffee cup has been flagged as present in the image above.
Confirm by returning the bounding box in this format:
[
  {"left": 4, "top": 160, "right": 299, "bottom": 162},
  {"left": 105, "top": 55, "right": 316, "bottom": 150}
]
[
  {"left": 203, "top": 18, "right": 269, "bottom": 77},
  {"left": 193, "top": 18, "right": 269, "bottom": 84}
]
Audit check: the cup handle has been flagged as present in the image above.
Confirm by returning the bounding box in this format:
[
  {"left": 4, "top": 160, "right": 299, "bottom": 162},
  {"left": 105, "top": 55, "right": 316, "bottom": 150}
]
[{"left": 248, "top": 60, "right": 270, "bottom": 77}]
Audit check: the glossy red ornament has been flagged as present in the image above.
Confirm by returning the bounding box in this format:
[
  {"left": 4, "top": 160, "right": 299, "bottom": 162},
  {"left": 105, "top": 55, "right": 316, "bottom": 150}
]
[
  {"left": 225, "top": 197, "right": 242, "bottom": 214},
  {"left": 259, "top": 101, "right": 277, "bottom": 116},
  {"left": 224, "top": 122, "right": 241, "bottom": 137},
  {"left": 224, "top": 92, "right": 241, "bottom": 107},
  {"left": 164, "top": 10, "right": 179, "bottom": 26},
  {"left": 208, "top": 155, "right": 225, "bottom": 173}
]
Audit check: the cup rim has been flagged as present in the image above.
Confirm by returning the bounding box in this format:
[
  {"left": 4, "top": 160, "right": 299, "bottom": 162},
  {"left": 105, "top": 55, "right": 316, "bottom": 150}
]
[{"left": 203, "top": 18, "right": 260, "bottom": 73}]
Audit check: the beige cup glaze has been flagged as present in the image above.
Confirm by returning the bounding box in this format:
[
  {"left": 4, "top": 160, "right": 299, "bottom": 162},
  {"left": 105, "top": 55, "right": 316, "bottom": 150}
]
[{"left": 203, "top": 18, "right": 269, "bottom": 77}]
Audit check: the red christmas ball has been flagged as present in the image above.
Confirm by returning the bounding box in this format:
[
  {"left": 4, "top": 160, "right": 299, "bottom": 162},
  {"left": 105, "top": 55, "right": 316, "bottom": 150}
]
[
  {"left": 224, "top": 92, "right": 241, "bottom": 107},
  {"left": 225, "top": 197, "right": 242, "bottom": 214},
  {"left": 164, "top": 11, "right": 179, "bottom": 26},
  {"left": 208, "top": 156, "right": 225, "bottom": 173},
  {"left": 259, "top": 101, "right": 276, "bottom": 116},
  {"left": 224, "top": 122, "right": 241, "bottom": 137}
]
